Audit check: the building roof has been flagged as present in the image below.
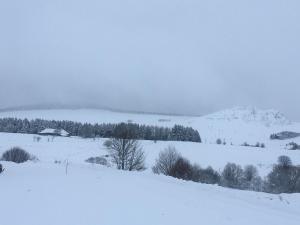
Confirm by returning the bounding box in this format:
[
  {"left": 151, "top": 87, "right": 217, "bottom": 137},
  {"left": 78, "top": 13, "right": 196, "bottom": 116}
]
[{"left": 39, "top": 128, "right": 69, "bottom": 137}]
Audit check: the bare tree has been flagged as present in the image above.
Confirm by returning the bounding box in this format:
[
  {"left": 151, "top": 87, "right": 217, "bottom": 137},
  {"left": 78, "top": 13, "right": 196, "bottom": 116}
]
[
  {"left": 0, "top": 164, "right": 4, "bottom": 173},
  {"left": 152, "top": 146, "right": 181, "bottom": 175},
  {"left": 242, "top": 165, "right": 262, "bottom": 191},
  {"left": 266, "top": 156, "right": 299, "bottom": 193},
  {"left": 243, "top": 165, "right": 258, "bottom": 182},
  {"left": 220, "top": 163, "right": 244, "bottom": 189},
  {"left": 104, "top": 138, "right": 146, "bottom": 171},
  {"left": 277, "top": 155, "right": 292, "bottom": 168}
]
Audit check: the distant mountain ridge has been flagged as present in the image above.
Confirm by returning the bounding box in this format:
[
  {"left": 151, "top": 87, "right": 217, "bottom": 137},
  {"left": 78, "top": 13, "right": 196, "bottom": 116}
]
[
  {"left": 0, "top": 106, "right": 292, "bottom": 126},
  {"left": 0, "top": 104, "right": 199, "bottom": 117}
]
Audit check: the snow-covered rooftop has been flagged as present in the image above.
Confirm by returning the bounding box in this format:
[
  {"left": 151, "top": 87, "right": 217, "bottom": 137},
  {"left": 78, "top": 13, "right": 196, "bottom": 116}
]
[{"left": 39, "top": 128, "right": 69, "bottom": 137}]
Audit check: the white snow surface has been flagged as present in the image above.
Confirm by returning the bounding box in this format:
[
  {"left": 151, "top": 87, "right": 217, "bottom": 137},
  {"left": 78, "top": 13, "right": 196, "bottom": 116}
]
[
  {"left": 0, "top": 133, "right": 300, "bottom": 225},
  {"left": 1, "top": 107, "right": 300, "bottom": 225},
  {"left": 0, "top": 133, "right": 300, "bottom": 176},
  {"left": 1, "top": 160, "right": 300, "bottom": 225},
  {"left": 205, "top": 106, "right": 291, "bottom": 126}
]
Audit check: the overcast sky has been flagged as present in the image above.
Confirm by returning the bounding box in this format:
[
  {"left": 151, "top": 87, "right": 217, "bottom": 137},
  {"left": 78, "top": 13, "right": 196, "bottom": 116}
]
[{"left": 0, "top": 0, "right": 300, "bottom": 120}]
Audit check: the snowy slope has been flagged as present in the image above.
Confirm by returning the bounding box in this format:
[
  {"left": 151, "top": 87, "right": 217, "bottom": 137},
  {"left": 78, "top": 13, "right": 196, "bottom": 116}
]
[
  {"left": 204, "top": 106, "right": 291, "bottom": 126},
  {"left": 1, "top": 160, "right": 300, "bottom": 225},
  {"left": 1, "top": 133, "right": 300, "bottom": 176}
]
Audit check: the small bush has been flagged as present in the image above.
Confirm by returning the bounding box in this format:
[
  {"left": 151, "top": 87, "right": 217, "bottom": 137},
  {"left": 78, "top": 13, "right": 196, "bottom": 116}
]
[
  {"left": 1, "top": 147, "right": 32, "bottom": 163},
  {"left": 0, "top": 164, "right": 4, "bottom": 173},
  {"left": 85, "top": 156, "right": 109, "bottom": 166},
  {"left": 169, "top": 157, "right": 194, "bottom": 181},
  {"left": 54, "top": 160, "right": 62, "bottom": 164},
  {"left": 242, "top": 142, "right": 250, "bottom": 147},
  {"left": 216, "top": 139, "right": 222, "bottom": 145},
  {"left": 241, "top": 142, "right": 265, "bottom": 148}
]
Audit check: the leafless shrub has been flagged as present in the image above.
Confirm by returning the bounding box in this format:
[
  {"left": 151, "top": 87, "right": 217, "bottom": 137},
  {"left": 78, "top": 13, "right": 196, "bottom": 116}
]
[
  {"left": 1, "top": 147, "right": 35, "bottom": 163},
  {"left": 85, "top": 156, "right": 109, "bottom": 166},
  {"left": 0, "top": 164, "right": 4, "bottom": 173},
  {"left": 169, "top": 157, "right": 194, "bottom": 180},
  {"left": 152, "top": 146, "right": 181, "bottom": 175},
  {"left": 220, "top": 163, "right": 244, "bottom": 188},
  {"left": 216, "top": 138, "right": 222, "bottom": 145}
]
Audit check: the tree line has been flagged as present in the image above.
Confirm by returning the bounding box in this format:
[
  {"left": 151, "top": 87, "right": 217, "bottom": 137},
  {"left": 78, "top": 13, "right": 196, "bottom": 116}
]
[
  {"left": 0, "top": 118, "right": 201, "bottom": 143},
  {"left": 152, "top": 147, "right": 300, "bottom": 194}
]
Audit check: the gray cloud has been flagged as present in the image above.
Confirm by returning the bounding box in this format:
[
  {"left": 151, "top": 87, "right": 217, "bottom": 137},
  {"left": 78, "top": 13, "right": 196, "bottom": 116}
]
[{"left": 0, "top": 0, "right": 300, "bottom": 120}]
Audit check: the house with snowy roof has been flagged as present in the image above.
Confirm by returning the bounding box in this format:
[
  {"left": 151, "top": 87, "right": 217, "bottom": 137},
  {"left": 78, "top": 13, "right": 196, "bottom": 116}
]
[{"left": 38, "top": 128, "right": 70, "bottom": 137}]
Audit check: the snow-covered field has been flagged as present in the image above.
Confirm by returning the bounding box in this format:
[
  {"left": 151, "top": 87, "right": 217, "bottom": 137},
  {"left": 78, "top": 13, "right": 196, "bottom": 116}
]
[
  {"left": 1, "top": 107, "right": 300, "bottom": 225},
  {"left": 1, "top": 160, "right": 300, "bottom": 225},
  {"left": 0, "top": 132, "right": 300, "bottom": 176}
]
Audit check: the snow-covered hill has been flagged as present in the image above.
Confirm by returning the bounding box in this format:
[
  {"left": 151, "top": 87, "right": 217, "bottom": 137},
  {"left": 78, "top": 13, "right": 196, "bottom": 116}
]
[
  {"left": 1, "top": 133, "right": 300, "bottom": 176},
  {"left": 1, "top": 108, "right": 300, "bottom": 225},
  {"left": 0, "top": 106, "right": 292, "bottom": 126},
  {"left": 1, "top": 159, "right": 300, "bottom": 225},
  {"left": 0, "top": 107, "right": 299, "bottom": 145},
  {"left": 204, "top": 106, "right": 291, "bottom": 126}
]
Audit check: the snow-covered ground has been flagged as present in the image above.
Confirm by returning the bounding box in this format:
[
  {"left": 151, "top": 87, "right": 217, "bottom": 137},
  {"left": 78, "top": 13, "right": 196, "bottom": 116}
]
[
  {"left": 1, "top": 160, "right": 300, "bottom": 225},
  {"left": 1, "top": 107, "right": 300, "bottom": 225},
  {"left": 0, "top": 132, "right": 300, "bottom": 176}
]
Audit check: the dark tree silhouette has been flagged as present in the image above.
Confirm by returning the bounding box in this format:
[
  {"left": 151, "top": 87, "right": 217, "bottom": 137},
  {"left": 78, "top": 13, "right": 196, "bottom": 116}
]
[
  {"left": 0, "top": 118, "right": 201, "bottom": 143},
  {"left": 104, "top": 125, "right": 146, "bottom": 171}
]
